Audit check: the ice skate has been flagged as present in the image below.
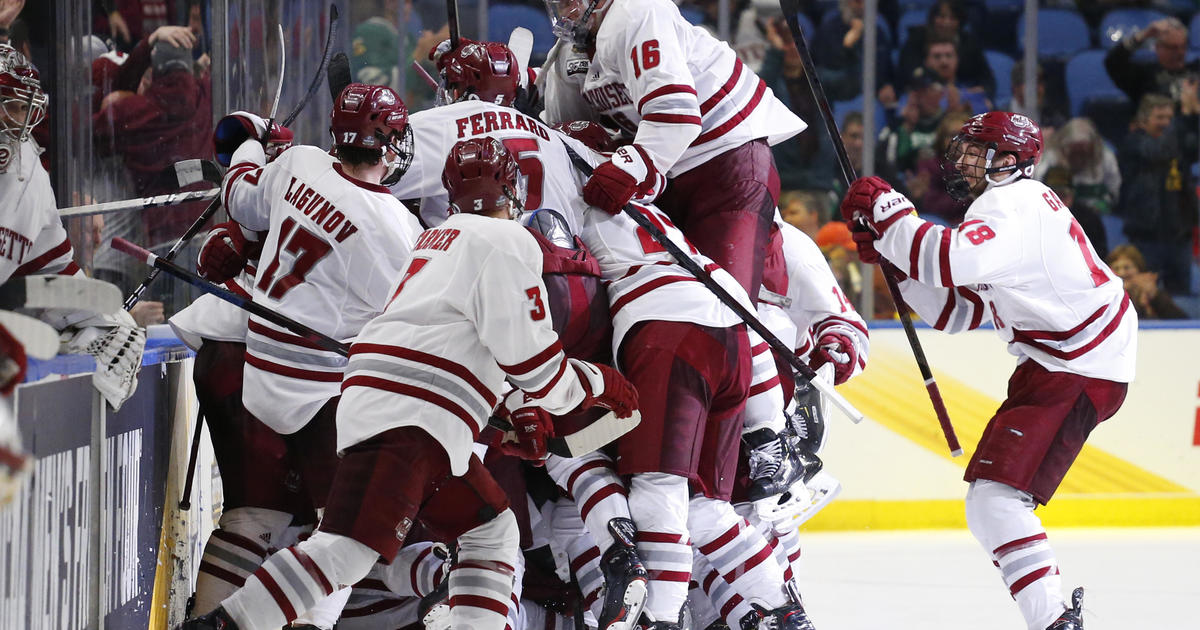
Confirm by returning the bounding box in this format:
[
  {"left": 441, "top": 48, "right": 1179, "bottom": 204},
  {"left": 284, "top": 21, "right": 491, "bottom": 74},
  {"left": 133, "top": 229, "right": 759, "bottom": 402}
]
[
  {"left": 599, "top": 517, "right": 649, "bottom": 630},
  {"left": 416, "top": 574, "right": 450, "bottom": 630},
  {"left": 740, "top": 602, "right": 817, "bottom": 630},
  {"left": 1046, "top": 587, "right": 1084, "bottom": 629},
  {"left": 177, "top": 606, "right": 239, "bottom": 630},
  {"left": 744, "top": 428, "right": 810, "bottom": 501}
]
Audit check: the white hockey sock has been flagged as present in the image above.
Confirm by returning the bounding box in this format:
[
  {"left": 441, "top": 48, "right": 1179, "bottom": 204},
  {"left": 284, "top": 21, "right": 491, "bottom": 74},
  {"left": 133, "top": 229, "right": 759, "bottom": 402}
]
[
  {"left": 193, "top": 507, "right": 292, "bottom": 616},
  {"left": 449, "top": 509, "right": 520, "bottom": 630},
  {"left": 742, "top": 331, "right": 786, "bottom": 434},
  {"left": 686, "top": 572, "right": 722, "bottom": 630},
  {"left": 770, "top": 525, "right": 803, "bottom": 586},
  {"left": 566, "top": 531, "right": 605, "bottom": 619},
  {"left": 379, "top": 542, "right": 447, "bottom": 598},
  {"left": 337, "top": 563, "right": 422, "bottom": 629},
  {"left": 291, "top": 586, "right": 351, "bottom": 629},
  {"left": 628, "top": 473, "right": 692, "bottom": 623},
  {"left": 544, "top": 452, "right": 631, "bottom": 552},
  {"left": 689, "top": 497, "right": 788, "bottom": 625},
  {"left": 694, "top": 550, "right": 748, "bottom": 624},
  {"left": 223, "top": 532, "right": 378, "bottom": 630},
  {"left": 966, "top": 480, "right": 1067, "bottom": 630}
]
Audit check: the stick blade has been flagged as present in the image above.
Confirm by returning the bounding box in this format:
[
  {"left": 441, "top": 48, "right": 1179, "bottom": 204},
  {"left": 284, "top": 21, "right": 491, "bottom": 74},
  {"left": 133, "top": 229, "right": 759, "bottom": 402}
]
[
  {"left": 327, "top": 52, "right": 352, "bottom": 102},
  {"left": 548, "top": 409, "right": 641, "bottom": 457},
  {"left": 508, "top": 27, "right": 534, "bottom": 88}
]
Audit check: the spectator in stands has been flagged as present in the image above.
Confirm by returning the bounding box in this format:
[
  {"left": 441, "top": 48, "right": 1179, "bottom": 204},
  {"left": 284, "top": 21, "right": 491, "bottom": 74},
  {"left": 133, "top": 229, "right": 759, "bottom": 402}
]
[
  {"left": 98, "top": 0, "right": 174, "bottom": 51},
  {"left": 906, "top": 111, "right": 971, "bottom": 225},
  {"left": 1105, "top": 17, "right": 1200, "bottom": 118},
  {"left": 878, "top": 66, "right": 950, "bottom": 182},
  {"left": 1008, "top": 58, "right": 1068, "bottom": 134},
  {"left": 898, "top": 0, "right": 994, "bottom": 100},
  {"left": 922, "top": 33, "right": 990, "bottom": 113},
  {"left": 1116, "top": 93, "right": 1197, "bottom": 295},
  {"left": 812, "top": 0, "right": 896, "bottom": 105},
  {"left": 1035, "top": 118, "right": 1120, "bottom": 215},
  {"left": 779, "top": 190, "right": 830, "bottom": 239},
  {"left": 1107, "top": 244, "right": 1189, "bottom": 319}
]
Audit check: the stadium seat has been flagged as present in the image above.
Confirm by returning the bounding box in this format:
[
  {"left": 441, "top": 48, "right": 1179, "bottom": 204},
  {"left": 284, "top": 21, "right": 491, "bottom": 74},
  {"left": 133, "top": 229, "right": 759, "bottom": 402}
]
[
  {"left": 1101, "top": 214, "right": 1128, "bottom": 250},
  {"left": 1190, "top": 13, "right": 1200, "bottom": 50},
  {"left": 487, "top": 3, "right": 556, "bottom": 56},
  {"left": 984, "top": 50, "right": 1014, "bottom": 108},
  {"left": 897, "top": 8, "right": 926, "bottom": 50},
  {"left": 1065, "top": 49, "right": 1127, "bottom": 116},
  {"left": 1099, "top": 8, "right": 1169, "bottom": 49},
  {"left": 1016, "top": 9, "right": 1091, "bottom": 60},
  {"left": 679, "top": 6, "right": 705, "bottom": 27},
  {"left": 832, "top": 94, "right": 889, "bottom": 137}
]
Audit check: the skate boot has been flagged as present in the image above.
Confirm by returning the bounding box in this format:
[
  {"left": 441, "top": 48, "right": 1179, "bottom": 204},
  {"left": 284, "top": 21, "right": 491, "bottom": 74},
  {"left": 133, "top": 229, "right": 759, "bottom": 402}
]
[
  {"left": 786, "top": 367, "right": 830, "bottom": 454},
  {"left": 1046, "top": 587, "right": 1084, "bottom": 629},
  {"left": 739, "top": 602, "right": 817, "bottom": 630},
  {"left": 177, "top": 606, "right": 239, "bottom": 630},
  {"left": 417, "top": 576, "right": 450, "bottom": 630},
  {"left": 744, "top": 428, "right": 809, "bottom": 501},
  {"left": 598, "top": 517, "right": 649, "bottom": 630}
]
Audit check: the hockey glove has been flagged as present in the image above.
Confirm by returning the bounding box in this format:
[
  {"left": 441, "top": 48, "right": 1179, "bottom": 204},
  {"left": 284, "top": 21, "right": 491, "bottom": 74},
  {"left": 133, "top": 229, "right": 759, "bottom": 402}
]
[
  {"left": 851, "top": 228, "right": 881, "bottom": 265},
  {"left": 497, "top": 405, "right": 555, "bottom": 462},
  {"left": 429, "top": 37, "right": 481, "bottom": 70},
  {"left": 839, "top": 176, "right": 914, "bottom": 236},
  {"left": 573, "top": 361, "right": 639, "bottom": 418},
  {"left": 808, "top": 329, "right": 858, "bottom": 385},
  {"left": 214, "top": 111, "right": 293, "bottom": 167},
  {"left": 197, "top": 221, "right": 261, "bottom": 283},
  {"left": 583, "top": 145, "right": 658, "bottom": 215},
  {"left": 0, "top": 324, "right": 26, "bottom": 396}
]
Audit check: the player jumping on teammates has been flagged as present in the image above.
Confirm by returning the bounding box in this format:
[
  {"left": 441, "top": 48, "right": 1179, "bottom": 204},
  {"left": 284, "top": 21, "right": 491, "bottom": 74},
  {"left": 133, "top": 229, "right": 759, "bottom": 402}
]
[{"left": 841, "top": 112, "right": 1135, "bottom": 630}]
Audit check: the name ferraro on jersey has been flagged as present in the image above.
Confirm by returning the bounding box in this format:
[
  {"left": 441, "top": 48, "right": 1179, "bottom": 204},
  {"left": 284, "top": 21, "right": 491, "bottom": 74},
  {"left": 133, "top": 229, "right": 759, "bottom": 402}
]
[
  {"left": 281, "top": 177, "right": 360, "bottom": 243},
  {"left": 454, "top": 110, "right": 550, "bottom": 140}
]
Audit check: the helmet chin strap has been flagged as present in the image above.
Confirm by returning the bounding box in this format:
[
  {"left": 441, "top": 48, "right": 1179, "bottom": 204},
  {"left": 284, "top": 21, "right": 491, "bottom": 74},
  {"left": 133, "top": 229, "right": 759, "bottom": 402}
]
[{"left": 981, "top": 145, "right": 1033, "bottom": 191}]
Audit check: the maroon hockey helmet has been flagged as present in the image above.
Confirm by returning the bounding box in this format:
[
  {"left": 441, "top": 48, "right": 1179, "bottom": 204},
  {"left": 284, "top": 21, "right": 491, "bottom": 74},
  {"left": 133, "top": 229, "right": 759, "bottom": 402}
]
[
  {"left": 442, "top": 136, "right": 524, "bottom": 219},
  {"left": 552, "top": 120, "right": 618, "bottom": 153},
  {"left": 440, "top": 41, "right": 520, "bottom": 106},
  {"left": 944, "top": 111, "right": 1043, "bottom": 200},
  {"left": 0, "top": 44, "right": 47, "bottom": 143},
  {"left": 330, "top": 84, "right": 410, "bottom": 150}
]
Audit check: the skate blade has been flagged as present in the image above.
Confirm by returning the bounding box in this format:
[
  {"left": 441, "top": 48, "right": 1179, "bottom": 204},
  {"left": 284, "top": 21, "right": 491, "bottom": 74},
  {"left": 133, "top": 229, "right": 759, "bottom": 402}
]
[{"left": 792, "top": 471, "right": 842, "bottom": 527}]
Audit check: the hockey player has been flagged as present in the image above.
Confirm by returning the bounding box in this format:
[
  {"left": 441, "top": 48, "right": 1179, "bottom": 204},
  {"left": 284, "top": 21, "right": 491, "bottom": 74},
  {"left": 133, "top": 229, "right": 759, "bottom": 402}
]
[
  {"left": 842, "top": 112, "right": 1135, "bottom": 630},
  {"left": 183, "top": 137, "right": 638, "bottom": 630},
  {"left": 539, "top": 0, "right": 806, "bottom": 308}
]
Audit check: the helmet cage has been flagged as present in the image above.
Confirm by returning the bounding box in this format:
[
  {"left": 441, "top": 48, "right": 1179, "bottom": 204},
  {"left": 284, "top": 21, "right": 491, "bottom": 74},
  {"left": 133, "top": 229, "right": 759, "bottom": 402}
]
[
  {"left": 544, "top": 0, "right": 602, "bottom": 46},
  {"left": 381, "top": 124, "right": 415, "bottom": 187},
  {"left": 0, "top": 46, "right": 47, "bottom": 143},
  {"left": 943, "top": 135, "right": 1036, "bottom": 201},
  {"left": 438, "top": 42, "right": 520, "bottom": 107}
]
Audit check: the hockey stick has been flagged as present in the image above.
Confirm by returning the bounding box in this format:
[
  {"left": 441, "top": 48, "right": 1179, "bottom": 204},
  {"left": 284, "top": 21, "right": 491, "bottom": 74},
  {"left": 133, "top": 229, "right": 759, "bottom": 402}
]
[
  {"left": 59, "top": 188, "right": 219, "bottom": 219},
  {"left": 328, "top": 52, "right": 352, "bottom": 102},
  {"left": 446, "top": 0, "right": 460, "bottom": 48},
  {"left": 178, "top": 411, "right": 204, "bottom": 510},
  {"left": 139, "top": 159, "right": 223, "bottom": 195},
  {"left": 121, "top": 192, "right": 224, "bottom": 311},
  {"left": 113, "top": 238, "right": 350, "bottom": 355},
  {"left": 508, "top": 27, "right": 534, "bottom": 89},
  {"left": 262, "top": 23, "right": 287, "bottom": 142},
  {"left": 777, "top": 0, "right": 961, "bottom": 455},
  {"left": 111, "top": 238, "right": 630, "bottom": 457},
  {"left": 282, "top": 4, "right": 340, "bottom": 128},
  {"left": 562, "top": 146, "right": 866, "bottom": 425},
  {"left": 411, "top": 59, "right": 439, "bottom": 91}
]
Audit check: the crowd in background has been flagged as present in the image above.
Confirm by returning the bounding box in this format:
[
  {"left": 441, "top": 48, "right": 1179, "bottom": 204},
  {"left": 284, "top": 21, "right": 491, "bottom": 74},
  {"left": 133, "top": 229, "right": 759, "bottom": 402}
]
[{"left": 3, "top": 0, "right": 1197, "bottom": 322}]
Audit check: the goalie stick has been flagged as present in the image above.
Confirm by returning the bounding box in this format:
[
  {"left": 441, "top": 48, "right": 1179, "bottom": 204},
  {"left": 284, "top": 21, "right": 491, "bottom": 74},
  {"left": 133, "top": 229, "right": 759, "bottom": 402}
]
[
  {"left": 777, "top": 0, "right": 961, "bottom": 456},
  {"left": 110, "top": 238, "right": 634, "bottom": 457},
  {"left": 563, "top": 145, "right": 867, "bottom": 425}
]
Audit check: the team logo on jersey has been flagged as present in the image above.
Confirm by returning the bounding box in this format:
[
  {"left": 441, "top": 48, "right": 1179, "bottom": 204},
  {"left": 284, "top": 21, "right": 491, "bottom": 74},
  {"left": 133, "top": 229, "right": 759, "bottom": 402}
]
[
  {"left": 396, "top": 516, "right": 414, "bottom": 540},
  {"left": 0, "top": 144, "right": 11, "bottom": 173}
]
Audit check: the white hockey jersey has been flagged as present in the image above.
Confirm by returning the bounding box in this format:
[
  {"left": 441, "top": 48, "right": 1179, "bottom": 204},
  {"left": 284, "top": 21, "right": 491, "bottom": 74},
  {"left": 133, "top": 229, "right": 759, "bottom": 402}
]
[
  {"left": 0, "top": 140, "right": 80, "bottom": 282},
  {"left": 389, "top": 99, "right": 595, "bottom": 229},
  {"left": 876, "top": 177, "right": 1136, "bottom": 383},
  {"left": 338, "top": 213, "right": 595, "bottom": 474},
  {"left": 225, "top": 143, "right": 424, "bottom": 433},
  {"left": 543, "top": 0, "right": 805, "bottom": 176},
  {"left": 167, "top": 270, "right": 254, "bottom": 351},
  {"left": 759, "top": 219, "right": 868, "bottom": 376}
]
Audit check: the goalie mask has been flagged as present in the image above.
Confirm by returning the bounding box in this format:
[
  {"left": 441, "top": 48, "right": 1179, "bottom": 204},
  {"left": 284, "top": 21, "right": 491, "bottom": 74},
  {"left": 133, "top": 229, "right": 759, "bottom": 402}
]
[
  {"left": 442, "top": 136, "right": 526, "bottom": 220},
  {"left": 545, "top": 0, "right": 610, "bottom": 47},
  {"left": 439, "top": 41, "right": 521, "bottom": 107},
  {"left": 330, "top": 84, "right": 414, "bottom": 186},
  {"left": 943, "top": 111, "right": 1043, "bottom": 201},
  {"left": 0, "top": 44, "right": 47, "bottom": 145}
]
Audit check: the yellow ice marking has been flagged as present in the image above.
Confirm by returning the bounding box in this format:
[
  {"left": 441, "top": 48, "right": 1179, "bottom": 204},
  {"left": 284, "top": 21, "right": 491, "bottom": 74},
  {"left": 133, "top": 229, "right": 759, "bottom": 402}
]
[
  {"left": 838, "top": 346, "right": 1191, "bottom": 496},
  {"left": 800, "top": 497, "right": 1200, "bottom": 530}
]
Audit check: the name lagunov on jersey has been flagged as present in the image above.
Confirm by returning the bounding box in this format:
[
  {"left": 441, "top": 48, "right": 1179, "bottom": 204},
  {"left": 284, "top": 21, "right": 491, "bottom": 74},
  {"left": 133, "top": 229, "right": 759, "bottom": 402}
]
[{"left": 282, "top": 176, "right": 359, "bottom": 243}]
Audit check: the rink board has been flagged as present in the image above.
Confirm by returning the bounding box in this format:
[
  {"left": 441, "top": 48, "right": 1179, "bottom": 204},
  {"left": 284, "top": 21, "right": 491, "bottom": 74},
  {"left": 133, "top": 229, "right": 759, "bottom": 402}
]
[{"left": 806, "top": 324, "right": 1200, "bottom": 530}]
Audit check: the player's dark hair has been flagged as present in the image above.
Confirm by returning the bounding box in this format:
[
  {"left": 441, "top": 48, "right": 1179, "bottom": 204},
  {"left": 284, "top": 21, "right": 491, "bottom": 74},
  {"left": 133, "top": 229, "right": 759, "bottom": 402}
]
[
  {"left": 925, "top": 31, "right": 959, "bottom": 55},
  {"left": 926, "top": 0, "right": 967, "bottom": 28},
  {"left": 337, "top": 145, "right": 383, "bottom": 167}
]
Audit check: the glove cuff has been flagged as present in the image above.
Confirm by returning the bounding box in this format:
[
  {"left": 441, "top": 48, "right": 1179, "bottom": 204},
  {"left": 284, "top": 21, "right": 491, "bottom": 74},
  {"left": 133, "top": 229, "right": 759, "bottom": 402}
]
[
  {"left": 872, "top": 190, "right": 915, "bottom": 233},
  {"left": 610, "top": 144, "right": 657, "bottom": 188}
]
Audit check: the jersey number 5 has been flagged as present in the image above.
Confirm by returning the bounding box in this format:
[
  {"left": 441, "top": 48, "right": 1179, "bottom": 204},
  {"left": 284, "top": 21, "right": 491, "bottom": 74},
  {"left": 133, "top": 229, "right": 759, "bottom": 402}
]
[
  {"left": 256, "top": 217, "right": 333, "bottom": 300},
  {"left": 501, "top": 138, "right": 544, "bottom": 210},
  {"left": 630, "top": 40, "right": 660, "bottom": 78}
]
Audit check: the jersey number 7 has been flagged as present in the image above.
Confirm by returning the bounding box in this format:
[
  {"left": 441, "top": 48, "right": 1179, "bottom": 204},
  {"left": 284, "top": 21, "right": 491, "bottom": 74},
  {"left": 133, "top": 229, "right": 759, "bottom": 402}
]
[{"left": 256, "top": 217, "right": 333, "bottom": 300}]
